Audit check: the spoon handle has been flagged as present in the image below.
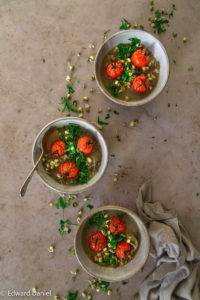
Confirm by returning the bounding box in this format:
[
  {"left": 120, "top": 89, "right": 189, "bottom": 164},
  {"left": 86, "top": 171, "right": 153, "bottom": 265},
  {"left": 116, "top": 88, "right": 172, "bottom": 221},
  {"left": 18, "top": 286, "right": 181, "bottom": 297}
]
[{"left": 20, "top": 151, "right": 43, "bottom": 197}]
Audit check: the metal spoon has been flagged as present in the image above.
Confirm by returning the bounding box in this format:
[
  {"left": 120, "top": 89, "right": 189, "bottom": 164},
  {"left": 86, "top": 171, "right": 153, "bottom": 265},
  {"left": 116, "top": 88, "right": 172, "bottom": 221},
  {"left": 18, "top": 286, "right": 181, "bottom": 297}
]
[{"left": 20, "top": 127, "right": 58, "bottom": 197}]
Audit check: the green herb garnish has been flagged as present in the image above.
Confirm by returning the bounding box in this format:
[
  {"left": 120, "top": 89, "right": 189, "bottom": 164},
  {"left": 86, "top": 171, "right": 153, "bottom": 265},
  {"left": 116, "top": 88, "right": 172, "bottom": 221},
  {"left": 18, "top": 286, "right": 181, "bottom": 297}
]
[
  {"left": 98, "top": 280, "right": 110, "bottom": 292},
  {"left": 87, "top": 204, "right": 94, "bottom": 210},
  {"left": 59, "top": 124, "right": 90, "bottom": 184},
  {"left": 89, "top": 212, "right": 107, "bottom": 229},
  {"left": 108, "top": 233, "right": 125, "bottom": 249},
  {"left": 188, "top": 65, "right": 193, "bottom": 71},
  {"left": 97, "top": 117, "right": 109, "bottom": 125},
  {"left": 109, "top": 84, "right": 120, "bottom": 97},
  {"left": 59, "top": 219, "right": 72, "bottom": 235},
  {"left": 119, "top": 18, "right": 131, "bottom": 30},
  {"left": 56, "top": 196, "right": 71, "bottom": 209},
  {"left": 152, "top": 10, "right": 169, "bottom": 34},
  {"left": 66, "top": 290, "right": 78, "bottom": 300},
  {"left": 117, "top": 37, "right": 141, "bottom": 60},
  {"left": 61, "top": 83, "right": 78, "bottom": 113}
]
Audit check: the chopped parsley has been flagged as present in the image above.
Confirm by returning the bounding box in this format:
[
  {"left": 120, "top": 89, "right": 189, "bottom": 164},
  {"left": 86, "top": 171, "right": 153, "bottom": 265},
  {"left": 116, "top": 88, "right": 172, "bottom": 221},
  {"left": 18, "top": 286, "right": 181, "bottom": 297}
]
[
  {"left": 61, "top": 83, "right": 79, "bottom": 113},
  {"left": 150, "top": 4, "right": 176, "bottom": 34},
  {"left": 59, "top": 124, "right": 90, "bottom": 184},
  {"left": 66, "top": 290, "right": 78, "bottom": 300},
  {"left": 97, "top": 117, "right": 109, "bottom": 125},
  {"left": 56, "top": 196, "right": 71, "bottom": 209},
  {"left": 119, "top": 18, "right": 131, "bottom": 30},
  {"left": 117, "top": 37, "right": 141, "bottom": 60},
  {"left": 59, "top": 219, "right": 72, "bottom": 235}
]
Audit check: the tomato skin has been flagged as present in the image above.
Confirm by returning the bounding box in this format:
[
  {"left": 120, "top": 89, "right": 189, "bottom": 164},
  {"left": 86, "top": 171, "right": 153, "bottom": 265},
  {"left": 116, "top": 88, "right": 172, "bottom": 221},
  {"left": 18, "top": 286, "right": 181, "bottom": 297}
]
[
  {"left": 131, "top": 49, "right": 150, "bottom": 68},
  {"left": 51, "top": 140, "right": 65, "bottom": 158},
  {"left": 132, "top": 74, "right": 150, "bottom": 94},
  {"left": 77, "top": 135, "right": 94, "bottom": 155},
  {"left": 106, "top": 61, "right": 124, "bottom": 79},
  {"left": 116, "top": 241, "right": 131, "bottom": 259},
  {"left": 108, "top": 216, "right": 125, "bottom": 235},
  {"left": 88, "top": 231, "right": 107, "bottom": 253},
  {"left": 58, "top": 161, "right": 79, "bottom": 179}
]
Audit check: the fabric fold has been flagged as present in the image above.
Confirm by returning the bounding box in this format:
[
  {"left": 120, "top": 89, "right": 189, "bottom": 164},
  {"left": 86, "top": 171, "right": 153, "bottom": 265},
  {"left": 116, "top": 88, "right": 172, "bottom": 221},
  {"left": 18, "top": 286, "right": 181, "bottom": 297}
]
[{"left": 135, "top": 182, "right": 200, "bottom": 300}]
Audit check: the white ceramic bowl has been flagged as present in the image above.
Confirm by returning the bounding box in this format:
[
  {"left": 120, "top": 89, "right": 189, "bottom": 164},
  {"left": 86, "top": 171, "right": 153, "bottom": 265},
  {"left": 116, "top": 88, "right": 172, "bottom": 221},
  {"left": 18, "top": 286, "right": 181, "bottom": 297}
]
[
  {"left": 32, "top": 117, "right": 108, "bottom": 194},
  {"left": 95, "top": 29, "right": 169, "bottom": 106},
  {"left": 75, "top": 205, "right": 150, "bottom": 282}
]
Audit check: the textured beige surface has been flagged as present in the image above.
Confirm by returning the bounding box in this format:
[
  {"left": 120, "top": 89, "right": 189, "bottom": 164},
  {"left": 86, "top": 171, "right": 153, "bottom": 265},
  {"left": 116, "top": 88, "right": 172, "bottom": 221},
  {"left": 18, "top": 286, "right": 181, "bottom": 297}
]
[{"left": 0, "top": 0, "right": 200, "bottom": 299}]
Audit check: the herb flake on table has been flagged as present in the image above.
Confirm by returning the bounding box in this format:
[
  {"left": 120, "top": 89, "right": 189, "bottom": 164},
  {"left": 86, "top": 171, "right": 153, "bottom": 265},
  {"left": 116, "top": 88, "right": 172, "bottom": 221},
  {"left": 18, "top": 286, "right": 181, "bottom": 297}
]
[
  {"left": 97, "top": 117, "right": 109, "bottom": 125},
  {"left": 56, "top": 196, "right": 71, "bottom": 209},
  {"left": 59, "top": 219, "right": 72, "bottom": 235},
  {"left": 119, "top": 18, "right": 131, "bottom": 30},
  {"left": 65, "top": 290, "right": 78, "bottom": 300},
  {"left": 61, "top": 83, "right": 79, "bottom": 113}
]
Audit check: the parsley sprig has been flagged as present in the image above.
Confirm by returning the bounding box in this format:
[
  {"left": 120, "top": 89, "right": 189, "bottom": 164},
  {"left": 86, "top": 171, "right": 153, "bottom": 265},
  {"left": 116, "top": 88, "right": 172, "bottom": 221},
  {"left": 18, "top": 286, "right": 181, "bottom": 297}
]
[
  {"left": 119, "top": 18, "right": 131, "bottom": 30},
  {"left": 66, "top": 290, "right": 78, "bottom": 300},
  {"left": 59, "top": 124, "right": 90, "bottom": 184},
  {"left": 117, "top": 37, "right": 141, "bottom": 60},
  {"left": 61, "top": 83, "right": 78, "bottom": 113}
]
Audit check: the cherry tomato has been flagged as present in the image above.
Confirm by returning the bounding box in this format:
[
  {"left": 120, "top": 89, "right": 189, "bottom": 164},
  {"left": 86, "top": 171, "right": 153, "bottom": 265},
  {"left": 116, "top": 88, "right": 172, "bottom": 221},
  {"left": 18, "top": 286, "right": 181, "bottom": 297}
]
[
  {"left": 116, "top": 241, "right": 132, "bottom": 259},
  {"left": 77, "top": 135, "right": 94, "bottom": 155},
  {"left": 106, "top": 61, "right": 124, "bottom": 79},
  {"left": 108, "top": 216, "right": 125, "bottom": 235},
  {"left": 131, "top": 49, "right": 150, "bottom": 68},
  {"left": 132, "top": 74, "right": 150, "bottom": 94},
  {"left": 51, "top": 140, "right": 65, "bottom": 158},
  {"left": 88, "top": 231, "right": 107, "bottom": 253},
  {"left": 58, "top": 161, "right": 79, "bottom": 179}
]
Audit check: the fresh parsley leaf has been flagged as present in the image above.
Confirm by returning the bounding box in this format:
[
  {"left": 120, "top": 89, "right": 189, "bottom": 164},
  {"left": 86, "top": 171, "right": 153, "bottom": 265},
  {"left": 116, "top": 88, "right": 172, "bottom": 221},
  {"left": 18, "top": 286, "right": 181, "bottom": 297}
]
[
  {"left": 89, "top": 212, "right": 107, "bottom": 228},
  {"left": 68, "top": 124, "right": 82, "bottom": 140},
  {"left": 76, "top": 153, "right": 90, "bottom": 184},
  {"left": 59, "top": 219, "right": 72, "bottom": 235},
  {"left": 61, "top": 83, "right": 78, "bottom": 113},
  {"left": 152, "top": 10, "right": 169, "bottom": 34},
  {"left": 188, "top": 65, "right": 193, "bottom": 71},
  {"left": 108, "top": 233, "right": 125, "bottom": 249},
  {"left": 67, "top": 83, "right": 75, "bottom": 94},
  {"left": 119, "top": 18, "right": 131, "bottom": 30},
  {"left": 98, "top": 117, "right": 109, "bottom": 125},
  {"left": 117, "top": 37, "right": 141, "bottom": 60},
  {"left": 56, "top": 196, "right": 71, "bottom": 209},
  {"left": 66, "top": 290, "right": 78, "bottom": 300},
  {"left": 109, "top": 84, "right": 120, "bottom": 97},
  {"left": 98, "top": 280, "right": 110, "bottom": 292},
  {"left": 62, "top": 96, "right": 79, "bottom": 113},
  {"left": 87, "top": 204, "right": 94, "bottom": 210}
]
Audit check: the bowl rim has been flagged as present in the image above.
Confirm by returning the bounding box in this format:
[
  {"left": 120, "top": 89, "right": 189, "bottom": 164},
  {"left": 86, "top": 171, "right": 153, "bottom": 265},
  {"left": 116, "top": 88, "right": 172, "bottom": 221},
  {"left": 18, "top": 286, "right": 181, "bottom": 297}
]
[
  {"left": 75, "top": 205, "right": 150, "bottom": 282},
  {"left": 32, "top": 117, "right": 108, "bottom": 194},
  {"left": 94, "top": 29, "right": 169, "bottom": 107}
]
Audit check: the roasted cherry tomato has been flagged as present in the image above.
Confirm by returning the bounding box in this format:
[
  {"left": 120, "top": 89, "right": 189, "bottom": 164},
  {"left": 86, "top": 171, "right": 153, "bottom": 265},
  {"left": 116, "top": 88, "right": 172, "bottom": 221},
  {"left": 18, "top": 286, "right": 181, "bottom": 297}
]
[
  {"left": 116, "top": 241, "right": 132, "bottom": 259},
  {"left": 132, "top": 74, "right": 150, "bottom": 94},
  {"left": 106, "top": 61, "right": 124, "bottom": 79},
  {"left": 131, "top": 49, "right": 150, "bottom": 68},
  {"left": 58, "top": 161, "right": 79, "bottom": 179},
  {"left": 77, "top": 135, "right": 94, "bottom": 155},
  {"left": 88, "top": 231, "right": 107, "bottom": 253},
  {"left": 108, "top": 216, "right": 125, "bottom": 235},
  {"left": 51, "top": 140, "right": 65, "bottom": 158}
]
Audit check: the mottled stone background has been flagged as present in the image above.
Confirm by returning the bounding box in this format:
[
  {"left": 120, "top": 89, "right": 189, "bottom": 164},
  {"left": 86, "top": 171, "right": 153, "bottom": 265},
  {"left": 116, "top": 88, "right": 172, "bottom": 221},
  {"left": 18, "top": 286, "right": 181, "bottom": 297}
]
[{"left": 0, "top": 0, "right": 200, "bottom": 299}]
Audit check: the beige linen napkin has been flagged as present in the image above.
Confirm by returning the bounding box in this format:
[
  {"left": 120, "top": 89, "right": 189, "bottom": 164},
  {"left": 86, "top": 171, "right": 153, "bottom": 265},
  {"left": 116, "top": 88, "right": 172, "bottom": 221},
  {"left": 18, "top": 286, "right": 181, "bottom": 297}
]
[{"left": 135, "top": 182, "right": 200, "bottom": 300}]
